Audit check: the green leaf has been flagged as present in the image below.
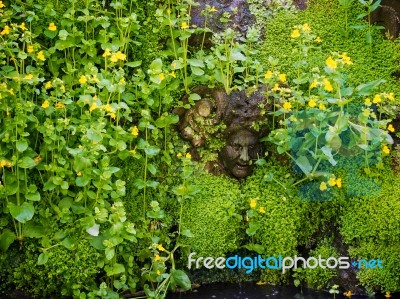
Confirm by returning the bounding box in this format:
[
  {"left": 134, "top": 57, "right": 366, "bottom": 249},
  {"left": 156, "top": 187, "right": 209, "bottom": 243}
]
[
  {"left": 23, "top": 223, "right": 45, "bottom": 238},
  {"left": 0, "top": 229, "right": 16, "bottom": 252},
  {"left": 231, "top": 49, "right": 246, "bottom": 61},
  {"left": 105, "top": 263, "right": 125, "bottom": 276},
  {"left": 26, "top": 191, "right": 41, "bottom": 201},
  {"left": 170, "top": 270, "right": 191, "bottom": 291},
  {"left": 87, "top": 129, "right": 103, "bottom": 143},
  {"left": 243, "top": 243, "right": 265, "bottom": 254},
  {"left": 105, "top": 247, "right": 115, "bottom": 260},
  {"left": 191, "top": 66, "right": 204, "bottom": 76},
  {"left": 149, "top": 58, "right": 162, "bottom": 73},
  {"left": 8, "top": 202, "right": 35, "bottom": 223},
  {"left": 76, "top": 176, "right": 90, "bottom": 187},
  {"left": 147, "top": 164, "right": 157, "bottom": 175},
  {"left": 16, "top": 139, "right": 29, "bottom": 152},
  {"left": 125, "top": 61, "right": 142, "bottom": 68},
  {"left": 37, "top": 252, "right": 49, "bottom": 265},
  {"left": 19, "top": 157, "right": 36, "bottom": 169},
  {"left": 62, "top": 237, "right": 74, "bottom": 250},
  {"left": 188, "top": 59, "right": 204, "bottom": 67},
  {"left": 295, "top": 156, "right": 312, "bottom": 175}
]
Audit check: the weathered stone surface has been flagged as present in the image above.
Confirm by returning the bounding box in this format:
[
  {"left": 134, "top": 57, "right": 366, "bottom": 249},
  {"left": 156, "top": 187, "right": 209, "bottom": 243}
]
[
  {"left": 176, "top": 85, "right": 270, "bottom": 179},
  {"left": 371, "top": 0, "right": 400, "bottom": 38}
]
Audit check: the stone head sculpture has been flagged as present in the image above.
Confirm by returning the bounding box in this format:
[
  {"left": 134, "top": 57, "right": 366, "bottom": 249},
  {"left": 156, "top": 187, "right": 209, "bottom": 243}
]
[{"left": 175, "top": 85, "right": 270, "bottom": 179}]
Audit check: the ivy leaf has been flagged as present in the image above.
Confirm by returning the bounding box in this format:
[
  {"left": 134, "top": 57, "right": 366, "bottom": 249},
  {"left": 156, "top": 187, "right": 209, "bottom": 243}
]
[
  {"left": 8, "top": 202, "right": 35, "bottom": 223},
  {"left": 19, "top": 157, "right": 36, "bottom": 169},
  {"left": 105, "top": 263, "right": 125, "bottom": 276},
  {"left": 295, "top": 156, "right": 312, "bottom": 175},
  {"left": 37, "top": 252, "right": 49, "bottom": 265},
  {"left": 16, "top": 139, "right": 29, "bottom": 152},
  {"left": 170, "top": 270, "right": 191, "bottom": 291},
  {"left": 0, "top": 229, "right": 16, "bottom": 252}
]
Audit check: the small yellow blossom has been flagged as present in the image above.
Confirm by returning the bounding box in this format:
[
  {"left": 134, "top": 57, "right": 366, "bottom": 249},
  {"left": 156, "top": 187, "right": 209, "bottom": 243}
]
[
  {"left": 1, "top": 25, "right": 10, "bottom": 35},
  {"left": 181, "top": 21, "right": 189, "bottom": 29},
  {"left": 302, "top": 23, "right": 311, "bottom": 32},
  {"left": 336, "top": 178, "right": 342, "bottom": 188},
  {"left": 131, "top": 126, "right": 139, "bottom": 137},
  {"left": 328, "top": 177, "right": 336, "bottom": 186},
  {"left": 344, "top": 291, "right": 352, "bottom": 298},
  {"left": 209, "top": 6, "right": 218, "bottom": 12},
  {"left": 364, "top": 98, "right": 371, "bottom": 106},
  {"left": 24, "top": 74, "right": 33, "bottom": 80},
  {"left": 166, "top": 8, "right": 171, "bottom": 14},
  {"left": 33, "top": 156, "right": 42, "bottom": 163},
  {"left": 319, "top": 103, "right": 327, "bottom": 110},
  {"left": 320, "top": 182, "right": 327, "bottom": 191},
  {"left": 370, "top": 112, "right": 377, "bottom": 119},
  {"left": 382, "top": 145, "right": 390, "bottom": 154},
  {"left": 388, "top": 124, "right": 395, "bottom": 132},
  {"left": 156, "top": 270, "right": 161, "bottom": 275},
  {"left": 115, "top": 51, "right": 126, "bottom": 61},
  {"left": 315, "top": 37, "right": 322, "bottom": 43},
  {"left": 272, "top": 84, "right": 280, "bottom": 92},
  {"left": 385, "top": 291, "right": 391, "bottom": 298},
  {"left": 102, "top": 48, "right": 111, "bottom": 57},
  {"left": 308, "top": 98, "right": 316, "bottom": 108},
  {"left": 373, "top": 94, "right": 382, "bottom": 104},
  {"left": 89, "top": 103, "right": 97, "bottom": 112},
  {"left": 0, "top": 160, "right": 6, "bottom": 167},
  {"left": 385, "top": 93, "right": 395, "bottom": 101},
  {"left": 129, "top": 149, "right": 136, "bottom": 155},
  {"left": 109, "top": 112, "right": 116, "bottom": 119},
  {"left": 79, "top": 75, "right": 87, "bottom": 84},
  {"left": 77, "top": 171, "right": 82, "bottom": 176},
  {"left": 185, "top": 152, "right": 192, "bottom": 159},
  {"left": 27, "top": 45, "right": 34, "bottom": 53},
  {"left": 283, "top": 102, "right": 292, "bottom": 111},
  {"left": 170, "top": 71, "right": 176, "bottom": 78},
  {"left": 60, "top": 85, "right": 65, "bottom": 92},
  {"left": 41, "top": 100, "right": 50, "bottom": 109},
  {"left": 259, "top": 207, "right": 266, "bottom": 213},
  {"left": 157, "top": 244, "right": 165, "bottom": 251},
  {"left": 323, "top": 79, "right": 333, "bottom": 92},
  {"left": 250, "top": 199, "right": 257, "bottom": 208},
  {"left": 0, "top": 1, "right": 5, "bottom": 8},
  {"left": 265, "top": 70, "right": 273, "bottom": 79},
  {"left": 310, "top": 80, "right": 318, "bottom": 89},
  {"left": 37, "top": 51, "right": 45, "bottom": 61},
  {"left": 159, "top": 73, "right": 165, "bottom": 81},
  {"left": 279, "top": 73, "right": 287, "bottom": 82},
  {"left": 154, "top": 255, "right": 161, "bottom": 262},
  {"left": 19, "top": 23, "right": 28, "bottom": 31},
  {"left": 48, "top": 22, "right": 57, "bottom": 31},
  {"left": 340, "top": 52, "right": 352, "bottom": 65},
  {"left": 326, "top": 56, "right": 337, "bottom": 69},
  {"left": 362, "top": 109, "right": 370, "bottom": 117},
  {"left": 44, "top": 81, "right": 52, "bottom": 89},
  {"left": 291, "top": 29, "right": 301, "bottom": 38},
  {"left": 92, "top": 75, "right": 100, "bottom": 83},
  {"left": 110, "top": 54, "right": 118, "bottom": 63},
  {"left": 55, "top": 102, "right": 65, "bottom": 109},
  {"left": 177, "top": 153, "right": 182, "bottom": 158}
]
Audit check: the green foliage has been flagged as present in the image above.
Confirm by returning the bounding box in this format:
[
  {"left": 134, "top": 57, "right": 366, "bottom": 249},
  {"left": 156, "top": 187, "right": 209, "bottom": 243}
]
[
  {"left": 340, "top": 166, "right": 400, "bottom": 292},
  {"left": 303, "top": 239, "right": 339, "bottom": 290},
  {"left": 180, "top": 171, "right": 243, "bottom": 258}
]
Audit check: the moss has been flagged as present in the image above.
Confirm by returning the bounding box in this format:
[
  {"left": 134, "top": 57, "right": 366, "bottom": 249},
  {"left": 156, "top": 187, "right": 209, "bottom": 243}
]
[
  {"left": 180, "top": 171, "right": 243, "bottom": 258},
  {"left": 259, "top": 0, "right": 400, "bottom": 96}
]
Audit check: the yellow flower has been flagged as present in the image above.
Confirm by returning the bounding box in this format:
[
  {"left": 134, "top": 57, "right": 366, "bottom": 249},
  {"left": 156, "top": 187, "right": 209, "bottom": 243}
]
[
  {"left": 385, "top": 93, "right": 395, "bottom": 101},
  {"left": 319, "top": 103, "right": 326, "bottom": 110},
  {"left": 176, "top": 153, "right": 183, "bottom": 158},
  {"left": 170, "top": 71, "right": 176, "bottom": 78},
  {"left": 79, "top": 75, "right": 87, "bottom": 84},
  {"left": 1, "top": 25, "right": 10, "bottom": 35},
  {"left": 209, "top": 6, "right": 218, "bottom": 12},
  {"left": 272, "top": 84, "right": 280, "bottom": 92},
  {"left": 92, "top": 75, "right": 100, "bottom": 83},
  {"left": 291, "top": 29, "right": 301, "bottom": 38},
  {"left": 370, "top": 112, "right": 377, "bottom": 119},
  {"left": 279, "top": 73, "right": 287, "bottom": 82},
  {"left": 259, "top": 207, "right": 266, "bottom": 213},
  {"left": 104, "top": 104, "right": 114, "bottom": 113},
  {"left": 181, "top": 21, "right": 189, "bottom": 29},
  {"left": 326, "top": 56, "right": 337, "bottom": 69},
  {"left": 24, "top": 74, "right": 33, "bottom": 80},
  {"left": 0, "top": 1, "right": 4, "bottom": 8},
  {"left": 310, "top": 80, "right": 318, "bottom": 89},
  {"left": 382, "top": 145, "right": 390, "bottom": 155},
  {"left": 115, "top": 51, "right": 126, "bottom": 61},
  {"left": 344, "top": 291, "right": 352, "bottom": 298},
  {"left": 33, "top": 155, "right": 42, "bottom": 163},
  {"left": 48, "top": 22, "right": 57, "bottom": 31},
  {"left": 60, "top": 85, "right": 65, "bottom": 92},
  {"left": 388, "top": 124, "right": 395, "bottom": 132},
  {"left": 159, "top": 73, "right": 165, "bottom": 81},
  {"left": 37, "top": 51, "right": 45, "bottom": 61},
  {"left": 185, "top": 152, "right": 192, "bottom": 159},
  {"left": 308, "top": 99, "right": 316, "bottom": 108},
  {"left": 320, "top": 182, "right": 327, "bottom": 191},
  {"left": 336, "top": 178, "right": 342, "bottom": 188},
  {"left": 109, "top": 112, "right": 116, "bottom": 119},
  {"left": 19, "top": 23, "right": 28, "bottom": 31},
  {"left": 302, "top": 23, "right": 311, "bottom": 32},
  {"left": 166, "top": 8, "right": 171, "bottom": 14},
  {"left": 385, "top": 291, "right": 391, "bottom": 298},
  {"left": 41, "top": 100, "right": 50, "bottom": 109},
  {"left": 373, "top": 94, "right": 382, "bottom": 104},
  {"left": 323, "top": 79, "right": 333, "bottom": 92},
  {"left": 131, "top": 126, "right": 139, "bottom": 137},
  {"left": 264, "top": 70, "right": 273, "bottom": 79},
  {"left": 89, "top": 103, "right": 97, "bottom": 112},
  {"left": 250, "top": 199, "right": 257, "bottom": 208},
  {"left": 362, "top": 109, "right": 370, "bottom": 117},
  {"left": 44, "top": 81, "right": 52, "bottom": 89},
  {"left": 27, "top": 45, "right": 34, "bottom": 53},
  {"left": 157, "top": 244, "right": 165, "bottom": 251},
  {"left": 0, "top": 160, "right": 6, "bottom": 167},
  {"left": 364, "top": 98, "right": 371, "bottom": 106},
  {"left": 110, "top": 54, "right": 118, "bottom": 63},
  {"left": 77, "top": 171, "right": 82, "bottom": 176},
  {"left": 103, "top": 48, "right": 111, "bottom": 57},
  {"left": 315, "top": 37, "right": 322, "bottom": 43},
  {"left": 340, "top": 52, "right": 352, "bottom": 65},
  {"left": 55, "top": 102, "right": 65, "bottom": 109},
  {"left": 156, "top": 270, "right": 161, "bottom": 275},
  {"left": 129, "top": 149, "right": 136, "bottom": 155},
  {"left": 328, "top": 177, "right": 336, "bottom": 186},
  {"left": 154, "top": 254, "right": 161, "bottom": 261},
  {"left": 283, "top": 102, "right": 292, "bottom": 111}
]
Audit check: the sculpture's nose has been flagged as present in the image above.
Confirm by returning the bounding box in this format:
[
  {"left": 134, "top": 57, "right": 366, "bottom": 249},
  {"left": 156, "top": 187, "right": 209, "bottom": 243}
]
[{"left": 239, "top": 146, "right": 249, "bottom": 162}]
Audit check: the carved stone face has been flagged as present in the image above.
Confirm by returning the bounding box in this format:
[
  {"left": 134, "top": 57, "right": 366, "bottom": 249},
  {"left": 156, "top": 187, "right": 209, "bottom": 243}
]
[{"left": 220, "top": 129, "right": 262, "bottom": 178}]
